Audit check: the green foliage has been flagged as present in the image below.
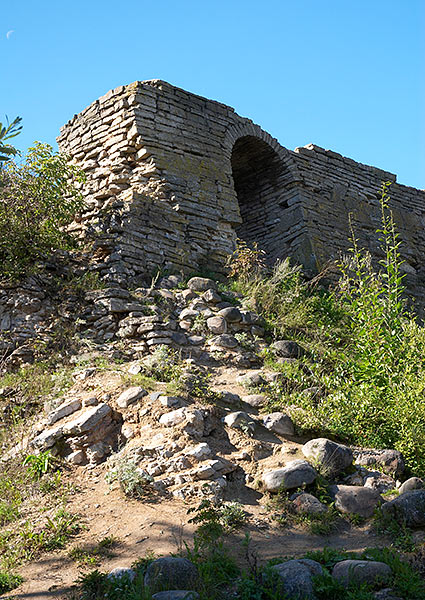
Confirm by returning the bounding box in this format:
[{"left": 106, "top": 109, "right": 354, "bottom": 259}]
[
  {"left": 69, "top": 536, "right": 120, "bottom": 566},
  {"left": 22, "top": 450, "right": 54, "bottom": 480},
  {"left": 235, "top": 184, "right": 425, "bottom": 476},
  {"left": 0, "top": 116, "right": 22, "bottom": 165},
  {"left": 0, "top": 570, "right": 23, "bottom": 594},
  {"left": 141, "top": 345, "right": 182, "bottom": 382},
  {"left": 374, "top": 506, "right": 415, "bottom": 551},
  {"left": 187, "top": 499, "right": 247, "bottom": 540},
  {"left": 105, "top": 455, "right": 154, "bottom": 498},
  {"left": 0, "top": 142, "right": 85, "bottom": 278},
  {"left": 227, "top": 238, "right": 266, "bottom": 282}
]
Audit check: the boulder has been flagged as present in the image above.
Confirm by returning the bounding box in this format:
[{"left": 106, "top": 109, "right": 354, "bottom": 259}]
[
  {"left": 187, "top": 277, "right": 217, "bottom": 292},
  {"left": 263, "top": 412, "right": 295, "bottom": 436},
  {"left": 272, "top": 340, "right": 303, "bottom": 358},
  {"left": 302, "top": 438, "right": 353, "bottom": 478},
  {"left": 206, "top": 316, "right": 227, "bottom": 334},
  {"left": 263, "top": 460, "right": 317, "bottom": 492},
  {"left": 223, "top": 411, "right": 255, "bottom": 432},
  {"left": 116, "top": 386, "right": 147, "bottom": 408},
  {"left": 62, "top": 403, "right": 112, "bottom": 436},
  {"left": 353, "top": 448, "right": 405, "bottom": 477},
  {"left": 330, "top": 485, "right": 382, "bottom": 518},
  {"left": 292, "top": 493, "right": 327, "bottom": 515},
  {"left": 398, "top": 477, "right": 424, "bottom": 495},
  {"left": 209, "top": 334, "right": 238, "bottom": 348},
  {"left": 217, "top": 307, "right": 242, "bottom": 322},
  {"left": 46, "top": 398, "right": 81, "bottom": 425},
  {"left": 363, "top": 472, "right": 396, "bottom": 494},
  {"left": 381, "top": 490, "right": 425, "bottom": 527},
  {"left": 159, "top": 408, "right": 204, "bottom": 438},
  {"left": 332, "top": 560, "right": 392, "bottom": 588},
  {"left": 242, "top": 394, "right": 266, "bottom": 408},
  {"left": 270, "top": 558, "right": 323, "bottom": 599},
  {"left": 144, "top": 557, "right": 199, "bottom": 593}
]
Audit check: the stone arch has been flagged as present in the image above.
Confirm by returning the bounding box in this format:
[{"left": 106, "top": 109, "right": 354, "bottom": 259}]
[{"left": 226, "top": 127, "right": 302, "bottom": 263}]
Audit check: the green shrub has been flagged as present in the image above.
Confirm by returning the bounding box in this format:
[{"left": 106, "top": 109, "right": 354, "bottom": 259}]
[
  {"left": 0, "top": 142, "right": 85, "bottom": 278},
  {"left": 105, "top": 455, "right": 154, "bottom": 498}
]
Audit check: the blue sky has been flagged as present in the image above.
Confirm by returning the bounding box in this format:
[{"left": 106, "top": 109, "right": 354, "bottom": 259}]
[{"left": 2, "top": 0, "right": 424, "bottom": 188}]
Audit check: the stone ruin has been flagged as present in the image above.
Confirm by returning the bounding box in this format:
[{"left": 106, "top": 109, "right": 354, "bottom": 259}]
[{"left": 58, "top": 79, "right": 425, "bottom": 301}]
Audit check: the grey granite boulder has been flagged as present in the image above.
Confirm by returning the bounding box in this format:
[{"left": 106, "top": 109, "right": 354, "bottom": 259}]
[
  {"left": 330, "top": 485, "right": 382, "bottom": 518},
  {"left": 381, "top": 490, "right": 425, "bottom": 527},
  {"left": 116, "top": 386, "right": 147, "bottom": 408},
  {"left": 263, "top": 412, "right": 295, "bottom": 436},
  {"left": 263, "top": 460, "right": 317, "bottom": 492},
  {"left": 270, "top": 558, "right": 323, "bottom": 599},
  {"left": 144, "top": 557, "right": 199, "bottom": 593},
  {"left": 302, "top": 438, "right": 353, "bottom": 478},
  {"left": 272, "top": 340, "right": 304, "bottom": 358},
  {"left": 332, "top": 560, "right": 392, "bottom": 587},
  {"left": 187, "top": 277, "right": 217, "bottom": 292},
  {"left": 398, "top": 477, "right": 424, "bottom": 495},
  {"left": 292, "top": 493, "right": 327, "bottom": 515},
  {"left": 353, "top": 448, "right": 405, "bottom": 477}
]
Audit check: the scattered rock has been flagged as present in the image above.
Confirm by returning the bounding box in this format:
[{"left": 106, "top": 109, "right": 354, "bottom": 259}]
[
  {"left": 206, "top": 316, "right": 227, "bottom": 334},
  {"left": 332, "top": 560, "right": 392, "bottom": 588},
  {"left": 217, "top": 307, "right": 242, "bottom": 322},
  {"left": 302, "top": 438, "right": 353, "bottom": 478},
  {"left": 242, "top": 394, "right": 266, "bottom": 408},
  {"left": 363, "top": 472, "right": 396, "bottom": 494},
  {"left": 116, "top": 386, "right": 147, "bottom": 408},
  {"left": 330, "top": 485, "right": 382, "bottom": 518},
  {"left": 381, "top": 490, "right": 425, "bottom": 527},
  {"left": 398, "top": 477, "right": 424, "bottom": 495},
  {"left": 223, "top": 411, "right": 255, "bottom": 432},
  {"left": 209, "top": 334, "right": 238, "bottom": 349},
  {"left": 353, "top": 448, "right": 405, "bottom": 477},
  {"left": 270, "top": 558, "right": 323, "bottom": 599},
  {"left": 144, "top": 557, "right": 199, "bottom": 593},
  {"left": 263, "top": 460, "right": 317, "bottom": 492},
  {"left": 263, "top": 412, "right": 295, "bottom": 436},
  {"left": 272, "top": 340, "right": 303, "bottom": 358},
  {"left": 292, "top": 493, "right": 327, "bottom": 515},
  {"left": 46, "top": 398, "right": 81, "bottom": 426},
  {"left": 187, "top": 277, "right": 217, "bottom": 292}
]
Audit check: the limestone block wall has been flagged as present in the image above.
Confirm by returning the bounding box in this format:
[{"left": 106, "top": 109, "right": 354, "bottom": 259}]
[{"left": 58, "top": 79, "right": 425, "bottom": 301}]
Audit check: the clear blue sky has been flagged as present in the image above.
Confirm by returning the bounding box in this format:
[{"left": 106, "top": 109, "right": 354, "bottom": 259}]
[{"left": 2, "top": 0, "right": 424, "bottom": 188}]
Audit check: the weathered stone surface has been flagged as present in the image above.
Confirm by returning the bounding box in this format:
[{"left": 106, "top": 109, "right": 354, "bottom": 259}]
[
  {"left": 398, "top": 477, "right": 424, "bottom": 495},
  {"left": 46, "top": 398, "right": 81, "bottom": 425},
  {"left": 62, "top": 403, "right": 112, "bottom": 435},
  {"left": 242, "top": 394, "right": 266, "bottom": 407},
  {"left": 144, "top": 557, "right": 199, "bottom": 593},
  {"left": 116, "top": 386, "right": 147, "bottom": 408},
  {"left": 217, "top": 307, "right": 242, "bottom": 322},
  {"left": 363, "top": 472, "right": 396, "bottom": 493},
  {"left": 263, "top": 460, "right": 317, "bottom": 492},
  {"left": 272, "top": 340, "right": 303, "bottom": 358},
  {"left": 353, "top": 448, "right": 405, "bottom": 477},
  {"left": 381, "top": 490, "right": 425, "bottom": 527},
  {"left": 302, "top": 438, "right": 353, "bottom": 477},
  {"left": 270, "top": 558, "right": 323, "bottom": 599},
  {"left": 292, "top": 493, "right": 327, "bottom": 515},
  {"left": 223, "top": 411, "right": 255, "bottom": 431},
  {"left": 332, "top": 560, "right": 392, "bottom": 588},
  {"left": 330, "top": 485, "right": 382, "bottom": 518},
  {"left": 187, "top": 278, "right": 217, "bottom": 292},
  {"left": 209, "top": 334, "right": 238, "bottom": 348},
  {"left": 263, "top": 412, "right": 295, "bottom": 436},
  {"left": 206, "top": 316, "right": 227, "bottom": 334}
]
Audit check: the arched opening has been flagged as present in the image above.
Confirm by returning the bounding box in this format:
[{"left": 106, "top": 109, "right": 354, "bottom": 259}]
[{"left": 231, "top": 136, "right": 289, "bottom": 257}]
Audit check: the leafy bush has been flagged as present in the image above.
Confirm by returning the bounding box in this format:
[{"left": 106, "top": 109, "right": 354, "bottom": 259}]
[
  {"left": 0, "top": 142, "right": 85, "bottom": 278},
  {"left": 0, "top": 571, "right": 23, "bottom": 594},
  {"left": 0, "top": 116, "right": 22, "bottom": 165},
  {"left": 142, "top": 345, "right": 182, "bottom": 382},
  {"left": 105, "top": 455, "right": 154, "bottom": 498},
  {"left": 232, "top": 184, "right": 425, "bottom": 476}
]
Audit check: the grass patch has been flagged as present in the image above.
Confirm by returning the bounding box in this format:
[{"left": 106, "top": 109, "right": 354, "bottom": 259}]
[{"left": 69, "top": 536, "right": 120, "bottom": 566}]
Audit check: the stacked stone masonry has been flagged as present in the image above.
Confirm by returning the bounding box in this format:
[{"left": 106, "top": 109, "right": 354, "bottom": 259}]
[{"left": 58, "top": 80, "right": 425, "bottom": 302}]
